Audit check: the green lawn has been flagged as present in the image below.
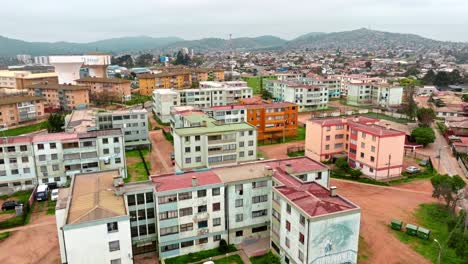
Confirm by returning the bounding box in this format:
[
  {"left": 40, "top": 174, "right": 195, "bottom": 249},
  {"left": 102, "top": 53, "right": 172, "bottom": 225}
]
[
  {"left": 388, "top": 168, "right": 435, "bottom": 185},
  {"left": 163, "top": 131, "right": 174, "bottom": 143},
  {"left": 124, "top": 150, "right": 151, "bottom": 183},
  {"left": 287, "top": 150, "right": 305, "bottom": 157},
  {"left": 124, "top": 95, "right": 152, "bottom": 106},
  {"left": 1, "top": 121, "right": 47, "bottom": 136},
  {"left": 330, "top": 169, "right": 390, "bottom": 186},
  {"left": 0, "top": 232, "right": 10, "bottom": 241},
  {"left": 214, "top": 254, "right": 244, "bottom": 264},
  {"left": 392, "top": 203, "right": 464, "bottom": 264},
  {"left": 165, "top": 245, "right": 237, "bottom": 264},
  {"left": 250, "top": 251, "right": 280, "bottom": 264},
  {"left": 241, "top": 76, "right": 277, "bottom": 94},
  {"left": 363, "top": 112, "right": 412, "bottom": 124},
  {"left": 46, "top": 201, "right": 57, "bottom": 215},
  {"left": 258, "top": 126, "right": 305, "bottom": 146}
]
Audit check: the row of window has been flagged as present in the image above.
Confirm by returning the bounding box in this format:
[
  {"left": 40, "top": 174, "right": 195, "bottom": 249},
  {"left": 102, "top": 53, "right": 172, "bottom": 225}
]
[
  {"left": 161, "top": 234, "right": 222, "bottom": 252},
  {"left": 158, "top": 188, "right": 220, "bottom": 204},
  {"left": 159, "top": 203, "right": 221, "bottom": 220},
  {"left": 160, "top": 218, "right": 222, "bottom": 237}
]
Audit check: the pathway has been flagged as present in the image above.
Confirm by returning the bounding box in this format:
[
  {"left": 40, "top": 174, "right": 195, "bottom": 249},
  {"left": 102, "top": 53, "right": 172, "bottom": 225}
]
[{"left": 0, "top": 220, "right": 55, "bottom": 233}]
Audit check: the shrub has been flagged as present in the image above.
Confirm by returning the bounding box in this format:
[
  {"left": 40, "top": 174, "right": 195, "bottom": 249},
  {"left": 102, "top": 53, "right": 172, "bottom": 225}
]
[
  {"left": 335, "top": 158, "right": 350, "bottom": 171},
  {"left": 219, "top": 239, "right": 229, "bottom": 253},
  {"left": 350, "top": 169, "right": 362, "bottom": 179}
]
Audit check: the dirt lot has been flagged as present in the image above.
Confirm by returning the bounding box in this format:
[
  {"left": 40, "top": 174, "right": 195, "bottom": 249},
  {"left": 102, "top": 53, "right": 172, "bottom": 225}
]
[
  {"left": 258, "top": 141, "right": 305, "bottom": 160},
  {"left": 148, "top": 130, "right": 174, "bottom": 175},
  {"left": 333, "top": 179, "right": 435, "bottom": 264},
  {"left": 0, "top": 202, "right": 59, "bottom": 264}
]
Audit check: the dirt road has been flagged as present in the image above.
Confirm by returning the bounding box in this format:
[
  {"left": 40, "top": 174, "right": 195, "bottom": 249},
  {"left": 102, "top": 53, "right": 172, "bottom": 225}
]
[
  {"left": 333, "top": 179, "right": 435, "bottom": 264},
  {"left": 148, "top": 130, "right": 174, "bottom": 175}
]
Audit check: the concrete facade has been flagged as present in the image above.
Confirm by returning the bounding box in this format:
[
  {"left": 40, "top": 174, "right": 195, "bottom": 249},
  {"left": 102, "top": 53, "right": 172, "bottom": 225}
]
[
  {"left": 0, "top": 96, "right": 45, "bottom": 127},
  {"left": 347, "top": 82, "right": 403, "bottom": 107},
  {"left": 27, "top": 83, "right": 90, "bottom": 111}
]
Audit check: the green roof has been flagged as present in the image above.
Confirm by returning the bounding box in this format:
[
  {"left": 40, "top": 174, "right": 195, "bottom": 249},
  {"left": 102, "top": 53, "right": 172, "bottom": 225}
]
[{"left": 174, "top": 117, "right": 255, "bottom": 136}]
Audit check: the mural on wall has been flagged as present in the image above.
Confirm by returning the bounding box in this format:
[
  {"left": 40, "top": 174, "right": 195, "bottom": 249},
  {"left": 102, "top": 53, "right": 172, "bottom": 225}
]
[{"left": 309, "top": 215, "right": 360, "bottom": 264}]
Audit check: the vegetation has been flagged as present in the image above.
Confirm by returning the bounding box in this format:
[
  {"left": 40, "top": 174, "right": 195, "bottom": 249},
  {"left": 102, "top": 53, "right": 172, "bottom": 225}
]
[
  {"left": 422, "top": 69, "right": 463, "bottom": 86},
  {"left": 164, "top": 244, "right": 237, "bottom": 264},
  {"left": 0, "top": 232, "right": 10, "bottom": 241},
  {"left": 431, "top": 174, "right": 466, "bottom": 213},
  {"left": 410, "top": 127, "right": 435, "bottom": 146},
  {"left": 330, "top": 167, "right": 390, "bottom": 186},
  {"left": 46, "top": 201, "right": 57, "bottom": 215},
  {"left": 213, "top": 255, "right": 244, "bottom": 264},
  {"left": 334, "top": 158, "right": 363, "bottom": 179},
  {"left": 124, "top": 94, "right": 152, "bottom": 106},
  {"left": 152, "top": 111, "right": 170, "bottom": 126},
  {"left": 416, "top": 108, "right": 436, "bottom": 127},
  {"left": 134, "top": 53, "right": 154, "bottom": 67},
  {"left": 1, "top": 121, "right": 47, "bottom": 136},
  {"left": 163, "top": 131, "right": 174, "bottom": 143},
  {"left": 218, "top": 239, "right": 229, "bottom": 253},
  {"left": 124, "top": 149, "right": 151, "bottom": 183},
  {"left": 172, "top": 50, "right": 191, "bottom": 66},
  {"left": 47, "top": 113, "right": 65, "bottom": 133},
  {"left": 258, "top": 126, "right": 305, "bottom": 146},
  {"left": 436, "top": 122, "right": 448, "bottom": 133},
  {"left": 363, "top": 113, "right": 410, "bottom": 124},
  {"left": 392, "top": 203, "right": 466, "bottom": 264},
  {"left": 0, "top": 196, "right": 33, "bottom": 230},
  {"left": 250, "top": 251, "right": 281, "bottom": 264},
  {"left": 287, "top": 150, "right": 305, "bottom": 157},
  {"left": 462, "top": 94, "right": 468, "bottom": 103},
  {"left": 388, "top": 167, "right": 436, "bottom": 185},
  {"left": 260, "top": 88, "right": 273, "bottom": 100},
  {"left": 241, "top": 76, "right": 277, "bottom": 94}
]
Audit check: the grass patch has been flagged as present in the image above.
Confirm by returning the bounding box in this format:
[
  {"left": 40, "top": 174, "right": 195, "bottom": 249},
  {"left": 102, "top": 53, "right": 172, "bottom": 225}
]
[
  {"left": 163, "top": 131, "right": 174, "bottom": 143},
  {"left": 165, "top": 245, "right": 237, "bottom": 264},
  {"left": 124, "top": 95, "right": 152, "bottom": 106},
  {"left": 392, "top": 203, "right": 464, "bottom": 264},
  {"left": 124, "top": 150, "right": 151, "bottom": 183},
  {"left": 213, "top": 254, "right": 244, "bottom": 264},
  {"left": 436, "top": 122, "right": 447, "bottom": 133},
  {"left": 0, "top": 190, "right": 32, "bottom": 204},
  {"left": 0, "top": 232, "right": 10, "bottom": 241},
  {"left": 363, "top": 112, "right": 412, "bottom": 124},
  {"left": 1, "top": 121, "right": 48, "bottom": 136},
  {"left": 388, "top": 168, "right": 435, "bottom": 185},
  {"left": 241, "top": 76, "right": 277, "bottom": 94},
  {"left": 258, "top": 126, "right": 305, "bottom": 146},
  {"left": 287, "top": 150, "right": 305, "bottom": 157},
  {"left": 357, "top": 236, "right": 371, "bottom": 262},
  {"left": 152, "top": 111, "right": 170, "bottom": 126},
  {"left": 250, "top": 251, "right": 280, "bottom": 264},
  {"left": 46, "top": 201, "right": 56, "bottom": 215},
  {"left": 330, "top": 169, "right": 390, "bottom": 186}
]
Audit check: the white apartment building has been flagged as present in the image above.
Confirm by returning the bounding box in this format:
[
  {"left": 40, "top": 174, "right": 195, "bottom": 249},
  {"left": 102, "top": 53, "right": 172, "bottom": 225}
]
[
  {"left": 56, "top": 170, "right": 133, "bottom": 264},
  {"left": 265, "top": 80, "right": 329, "bottom": 112},
  {"left": 202, "top": 105, "right": 247, "bottom": 124},
  {"left": 152, "top": 81, "right": 253, "bottom": 123},
  {"left": 172, "top": 113, "right": 257, "bottom": 171},
  {"left": 302, "top": 77, "right": 342, "bottom": 98},
  {"left": 347, "top": 81, "right": 403, "bottom": 107},
  {"left": 0, "top": 129, "right": 126, "bottom": 195}
]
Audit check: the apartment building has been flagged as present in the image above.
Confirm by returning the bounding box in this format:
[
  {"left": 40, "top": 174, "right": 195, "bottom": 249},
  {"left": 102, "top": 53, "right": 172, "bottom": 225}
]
[
  {"left": 0, "top": 129, "right": 127, "bottom": 194},
  {"left": 152, "top": 81, "right": 253, "bottom": 123},
  {"left": 139, "top": 68, "right": 225, "bottom": 96},
  {"left": 305, "top": 117, "right": 405, "bottom": 179},
  {"left": 172, "top": 114, "right": 257, "bottom": 171},
  {"left": 0, "top": 96, "right": 45, "bottom": 127},
  {"left": 27, "top": 83, "right": 90, "bottom": 111},
  {"left": 55, "top": 156, "right": 360, "bottom": 263},
  {"left": 0, "top": 70, "right": 28, "bottom": 89},
  {"left": 265, "top": 80, "right": 328, "bottom": 112},
  {"left": 56, "top": 170, "right": 133, "bottom": 264},
  {"left": 303, "top": 76, "right": 342, "bottom": 98},
  {"left": 96, "top": 109, "right": 150, "bottom": 149},
  {"left": 0, "top": 70, "right": 59, "bottom": 90},
  {"left": 347, "top": 81, "right": 403, "bottom": 107},
  {"left": 204, "top": 102, "right": 299, "bottom": 142},
  {"left": 76, "top": 77, "right": 131, "bottom": 102}
]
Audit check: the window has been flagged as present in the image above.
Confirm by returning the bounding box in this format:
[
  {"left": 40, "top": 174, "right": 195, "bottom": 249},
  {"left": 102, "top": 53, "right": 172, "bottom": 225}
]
[
  {"left": 37, "top": 144, "right": 44, "bottom": 150},
  {"left": 185, "top": 147, "right": 190, "bottom": 153},
  {"left": 236, "top": 230, "right": 243, "bottom": 237},
  {"left": 185, "top": 157, "right": 191, "bottom": 164},
  {"left": 179, "top": 207, "right": 193, "bottom": 217},
  {"left": 212, "top": 202, "right": 221, "bottom": 211},
  {"left": 180, "top": 223, "right": 193, "bottom": 232},
  {"left": 252, "top": 180, "right": 267, "bottom": 188},
  {"left": 111, "top": 259, "right": 121, "bottom": 264},
  {"left": 195, "top": 146, "right": 201, "bottom": 152},
  {"left": 197, "top": 190, "right": 207, "bottom": 197},
  {"left": 198, "top": 205, "right": 207, "bottom": 213},
  {"left": 107, "top": 222, "right": 118, "bottom": 233},
  {"left": 325, "top": 144, "right": 330, "bottom": 150},
  {"left": 326, "top": 135, "right": 330, "bottom": 141},
  {"left": 370, "top": 156, "right": 375, "bottom": 162},
  {"left": 252, "top": 209, "right": 267, "bottom": 218},
  {"left": 235, "top": 184, "right": 243, "bottom": 195},
  {"left": 361, "top": 132, "right": 366, "bottom": 138},
  {"left": 252, "top": 225, "right": 268, "bottom": 233},
  {"left": 252, "top": 195, "right": 268, "bottom": 204},
  {"left": 53, "top": 165, "right": 59, "bottom": 171},
  {"left": 147, "top": 208, "right": 155, "bottom": 219},
  {"left": 286, "top": 221, "right": 291, "bottom": 231},
  {"left": 195, "top": 135, "right": 200, "bottom": 141},
  {"left": 248, "top": 150, "right": 254, "bottom": 156},
  {"left": 235, "top": 199, "right": 243, "bottom": 207},
  {"left": 213, "top": 235, "right": 221, "bottom": 241},
  {"left": 299, "top": 233, "right": 305, "bottom": 244},
  {"left": 115, "top": 158, "right": 121, "bottom": 164},
  {"left": 161, "top": 243, "right": 179, "bottom": 252},
  {"left": 248, "top": 140, "right": 254, "bottom": 146},
  {"left": 212, "top": 187, "right": 221, "bottom": 196},
  {"left": 248, "top": 130, "right": 253, "bottom": 136},
  {"left": 239, "top": 141, "right": 244, "bottom": 147},
  {"left": 39, "top": 155, "right": 46, "bottom": 161},
  {"left": 146, "top": 192, "right": 153, "bottom": 203},
  {"left": 285, "top": 237, "right": 290, "bottom": 248},
  {"left": 361, "top": 142, "right": 365, "bottom": 148},
  {"left": 113, "top": 137, "right": 119, "bottom": 143},
  {"left": 335, "top": 134, "right": 344, "bottom": 139},
  {"left": 300, "top": 215, "right": 306, "bottom": 226},
  {"left": 286, "top": 204, "right": 291, "bottom": 214},
  {"left": 104, "top": 148, "right": 110, "bottom": 154},
  {"left": 148, "top": 223, "right": 156, "bottom": 234},
  {"left": 360, "top": 152, "right": 365, "bottom": 158},
  {"left": 197, "top": 237, "right": 208, "bottom": 244},
  {"left": 160, "top": 225, "right": 179, "bottom": 236},
  {"left": 127, "top": 195, "right": 136, "bottom": 206},
  {"left": 159, "top": 210, "right": 178, "bottom": 220},
  {"left": 213, "top": 217, "right": 221, "bottom": 226},
  {"left": 236, "top": 214, "right": 243, "bottom": 222},
  {"left": 298, "top": 250, "right": 304, "bottom": 261},
  {"left": 20, "top": 145, "right": 27, "bottom": 151},
  {"left": 198, "top": 220, "right": 208, "bottom": 228},
  {"left": 23, "top": 168, "right": 30, "bottom": 174},
  {"left": 103, "top": 138, "right": 109, "bottom": 144},
  {"left": 371, "top": 146, "right": 376, "bottom": 152},
  {"left": 139, "top": 225, "right": 147, "bottom": 236},
  {"left": 185, "top": 136, "right": 190, "bottom": 143},
  {"left": 178, "top": 192, "right": 192, "bottom": 200},
  {"left": 54, "top": 177, "right": 61, "bottom": 182},
  {"left": 372, "top": 135, "right": 376, "bottom": 141},
  {"left": 51, "top": 154, "right": 58, "bottom": 160},
  {"left": 108, "top": 241, "right": 120, "bottom": 252},
  {"left": 181, "top": 240, "right": 194, "bottom": 248},
  {"left": 158, "top": 194, "right": 177, "bottom": 204},
  {"left": 316, "top": 171, "right": 322, "bottom": 180},
  {"left": 137, "top": 209, "right": 146, "bottom": 220}
]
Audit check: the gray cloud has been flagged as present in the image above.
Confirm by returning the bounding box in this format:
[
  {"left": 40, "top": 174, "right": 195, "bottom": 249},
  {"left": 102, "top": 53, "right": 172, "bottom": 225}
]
[{"left": 1, "top": 0, "right": 467, "bottom": 42}]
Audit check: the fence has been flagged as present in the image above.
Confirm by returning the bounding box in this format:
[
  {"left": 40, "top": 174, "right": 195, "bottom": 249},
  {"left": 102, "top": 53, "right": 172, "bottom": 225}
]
[
  {"left": 287, "top": 145, "right": 305, "bottom": 154},
  {"left": 308, "top": 108, "right": 411, "bottom": 120},
  {"left": 27, "top": 185, "right": 37, "bottom": 207},
  {"left": 457, "top": 157, "right": 468, "bottom": 177}
]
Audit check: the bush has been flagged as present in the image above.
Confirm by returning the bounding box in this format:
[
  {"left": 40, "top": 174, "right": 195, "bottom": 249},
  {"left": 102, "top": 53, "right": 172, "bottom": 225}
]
[
  {"left": 350, "top": 169, "right": 362, "bottom": 179},
  {"left": 219, "top": 239, "right": 229, "bottom": 253},
  {"left": 411, "top": 127, "right": 435, "bottom": 146},
  {"left": 335, "top": 158, "right": 350, "bottom": 171}
]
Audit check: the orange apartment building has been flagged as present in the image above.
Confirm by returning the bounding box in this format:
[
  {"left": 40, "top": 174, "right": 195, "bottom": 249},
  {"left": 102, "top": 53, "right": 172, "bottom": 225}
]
[
  {"left": 26, "top": 83, "right": 90, "bottom": 111},
  {"left": 205, "top": 101, "right": 298, "bottom": 142},
  {"left": 0, "top": 96, "right": 45, "bottom": 127},
  {"left": 15, "top": 72, "right": 59, "bottom": 90},
  {"left": 305, "top": 116, "right": 405, "bottom": 179},
  {"left": 138, "top": 68, "right": 225, "bottom": 96},
  {"left": 75, "top": 77, "right": 131, "bottom": 102}
]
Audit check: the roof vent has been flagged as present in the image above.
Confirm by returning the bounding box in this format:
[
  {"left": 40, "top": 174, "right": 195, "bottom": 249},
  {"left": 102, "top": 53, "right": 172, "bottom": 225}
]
[
  {"left": 192, "top": 176, "right": 198, "bottom": 187},
  {"left": 330, "top": 186, "right": 337, "bottom": 197}
]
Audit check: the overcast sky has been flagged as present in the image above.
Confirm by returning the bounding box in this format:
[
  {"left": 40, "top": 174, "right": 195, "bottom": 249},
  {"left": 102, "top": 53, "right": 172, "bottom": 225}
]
[{"left": 1, "top": 0, "right": 468, "bottom": 42}]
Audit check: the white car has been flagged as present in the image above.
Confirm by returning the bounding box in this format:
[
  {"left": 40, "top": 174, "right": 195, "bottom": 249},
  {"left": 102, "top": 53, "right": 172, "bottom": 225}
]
[
  {"left": 405, "top": 166, "right": 421, "bottom": 174},
  {"left": 51, "top": 189, "right": 59, "bottom": 201}
]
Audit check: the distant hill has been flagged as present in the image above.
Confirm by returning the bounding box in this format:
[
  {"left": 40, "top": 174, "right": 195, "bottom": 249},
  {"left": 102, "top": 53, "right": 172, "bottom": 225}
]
[{"left": 1, "top": 29, "right": 467, "bottom": 57}]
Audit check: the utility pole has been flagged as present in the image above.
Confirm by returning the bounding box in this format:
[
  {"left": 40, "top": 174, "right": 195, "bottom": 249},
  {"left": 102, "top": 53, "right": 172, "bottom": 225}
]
[
  {"left": 387, "top": 154, "right": 392, "bottom": 179},
  {"left": 434, "top": 239, "right": 442, "bottom": 264},
  {"left": 438, "top": 147, "right": 442, "bottom": 173}
]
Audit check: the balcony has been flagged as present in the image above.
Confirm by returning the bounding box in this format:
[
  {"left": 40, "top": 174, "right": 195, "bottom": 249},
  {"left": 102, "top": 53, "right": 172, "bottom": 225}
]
[
  {"left": 193, "top": 212, "right": 210, "bottom": 222},
  {"left": 208, "top": 149, "right": 237, "bottom": 155},
  {"left": 208, "top": 138, "right": 236, "bottom": 145},
  {"left": 197, "top": 228, "right": 209, "bottom": 236}
]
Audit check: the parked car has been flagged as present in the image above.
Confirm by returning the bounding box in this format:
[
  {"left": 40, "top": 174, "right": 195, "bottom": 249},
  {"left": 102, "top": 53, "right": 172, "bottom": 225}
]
[
  {"left": 419, "top": 159, "right": 429, "bottom": 166},
  {"left": 406, "top": 166, "right": 421, "bottom": 174},
  {"left": 51, "top": 189, "right": 59, "bottom": 201},
  {"left": 1, "top": 200, "right": 23, "bottom": 211}
]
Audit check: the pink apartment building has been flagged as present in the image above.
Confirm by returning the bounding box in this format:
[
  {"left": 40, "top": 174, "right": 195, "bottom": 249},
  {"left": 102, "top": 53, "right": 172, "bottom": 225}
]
[{"left": 305, "top": 116, "right": 405, "bottom": 179}]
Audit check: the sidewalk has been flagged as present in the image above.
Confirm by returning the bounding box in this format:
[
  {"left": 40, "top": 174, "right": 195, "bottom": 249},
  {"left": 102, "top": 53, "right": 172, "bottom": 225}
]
[{"left": 0, "top": 220, "right": 55, "bottom": 233}]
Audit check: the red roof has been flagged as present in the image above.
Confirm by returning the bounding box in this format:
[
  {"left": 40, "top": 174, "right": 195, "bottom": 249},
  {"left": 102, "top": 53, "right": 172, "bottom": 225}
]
[
  {"left": 0, "top": 136, "right": 33, "bottom": 145},
  {"left": 151, "top": 171, "right": 222, "bottom": 192},
  {"left": 311, "top": 116, "right": 378, "bottom": 127},
  {"left": 349, "top": 122, "right": 405, "bottom": 137}
]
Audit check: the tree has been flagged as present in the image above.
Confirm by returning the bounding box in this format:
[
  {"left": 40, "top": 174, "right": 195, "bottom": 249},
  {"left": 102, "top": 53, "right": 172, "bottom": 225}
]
[
  {"left": 260, "top": 88, "right": 273, "bottom": 100},
  {"left": 422, "top": 69, "right": 436, "bottom": 84},
  {"left": 433, "top": 71, "right": 451, "bottom": 86},
  {"left": 47, "top": 113, "right": 65, "bottom": 133},
  {"left": 416, "top": 108, "right": 436, "bottom": 127},
  {"left": 349, "top": 169, "right": 362, "bottom": 179},
  {"left": 135, "top": 53, "right": 153, "bottom": 67},
  {"left": 402, "top": 85, "right": 418, "bottom": 121},
  {"left": 365, "top": 61, "right": 372, "bottom": 69},
  {"left": 218, "top": 239, "right": 229, "bottom": 253},
  {"left": 431, "top": 174, "right": 466, "bottom": 213},
  {"left": 404, "top": 66, "right": 420, "bottom": 77},
  {"left": 114, "top": 73, "right": 122, "bottom": 79},
  {"left": 111, "top": 55, "right": 134, "bottom": 68},
  {"left": 410, "top": 127, "right": 435, "bottom": 146},
  {"left": 462, "top": 94, "right": 468, "bottom": 103},
  {"left": 336, "top": 157, "right": 350, "bottom": 171}
]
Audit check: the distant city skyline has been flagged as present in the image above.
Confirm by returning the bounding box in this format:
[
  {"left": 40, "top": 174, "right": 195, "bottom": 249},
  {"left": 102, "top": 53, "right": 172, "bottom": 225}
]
[{"left": 1, "top": 0, "right": 467, "bottom": 43}]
